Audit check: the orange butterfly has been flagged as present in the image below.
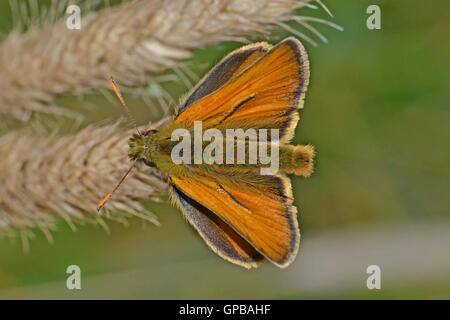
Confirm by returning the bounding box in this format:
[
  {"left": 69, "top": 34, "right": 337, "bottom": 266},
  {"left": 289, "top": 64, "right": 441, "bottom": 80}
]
[{"left": 98, "top": 37, "right": 314, "bottom": 268}]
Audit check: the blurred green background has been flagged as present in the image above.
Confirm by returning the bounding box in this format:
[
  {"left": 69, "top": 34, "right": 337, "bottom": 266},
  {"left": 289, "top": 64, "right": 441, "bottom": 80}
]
[{"left": 0, "top": 0, "right": 449, "bottom": 299}]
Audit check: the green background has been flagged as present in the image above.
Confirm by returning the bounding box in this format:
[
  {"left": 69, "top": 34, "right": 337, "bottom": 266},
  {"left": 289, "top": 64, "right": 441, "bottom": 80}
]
[{"left": 0, "top": 0, "right": 448, "bottom": 299}]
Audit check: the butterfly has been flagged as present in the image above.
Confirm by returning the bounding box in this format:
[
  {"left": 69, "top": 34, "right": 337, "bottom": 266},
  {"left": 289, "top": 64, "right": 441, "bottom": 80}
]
[{"left": 98, "top": 37, "right": 314, "bottom": 269}]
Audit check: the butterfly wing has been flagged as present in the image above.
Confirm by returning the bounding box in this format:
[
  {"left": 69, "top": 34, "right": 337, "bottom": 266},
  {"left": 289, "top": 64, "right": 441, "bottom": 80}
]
[
  {"left": 167, "top": 37, "right": 309, "bottom": 267},
  {"left": 170, "top": 169, "right": 299, "bottom": 268},
  {"left": 171, "top": 185, "right": 265, "bottom": 268},
  {"left": 177, "top": 42, "right": 271, "bottom": 114},
  {"left": 175, "top": 37, "right": 309, "bottom": 142}
]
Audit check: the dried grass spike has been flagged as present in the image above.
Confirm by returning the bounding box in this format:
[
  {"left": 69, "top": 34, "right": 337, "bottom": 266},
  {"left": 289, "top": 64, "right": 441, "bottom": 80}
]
[
  {"left": 0, "top": 122, "right": 169, "bottom": 235},
  {"left": 0, "top": 0, "right": 329, "bottom": 120}
]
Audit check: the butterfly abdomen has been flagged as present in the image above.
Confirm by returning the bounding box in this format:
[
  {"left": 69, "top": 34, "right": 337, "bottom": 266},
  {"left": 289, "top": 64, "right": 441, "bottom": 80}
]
[{"left": 279, "top": 144, "right": 315, "bottom": 177}]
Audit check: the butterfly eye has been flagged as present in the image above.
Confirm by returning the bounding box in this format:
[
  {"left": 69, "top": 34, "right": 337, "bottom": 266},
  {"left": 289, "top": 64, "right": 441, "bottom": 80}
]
[
  {"left": 144, "top": 129, "right": 157, "bottom": 136},
  {"left": 143, "top": 159, "right": 156, "bottom": 167}
]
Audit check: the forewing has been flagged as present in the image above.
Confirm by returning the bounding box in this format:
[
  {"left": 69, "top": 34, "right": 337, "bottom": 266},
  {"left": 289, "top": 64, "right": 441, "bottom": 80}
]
[
  {"left": 176, "top": 43, "right": 271, "bottom": 115},
  {"left": 175, "top": 37, "right": 310, "bottom": 142}
]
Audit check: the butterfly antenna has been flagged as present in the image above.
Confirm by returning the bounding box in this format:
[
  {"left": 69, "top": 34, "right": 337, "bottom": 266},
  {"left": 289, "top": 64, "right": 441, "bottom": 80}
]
[
  {"left": 96, "top": 160, "right": 138, "bottom": 213},
  {"left": 109, "top": 76, "right": 142, "bottom": 136}
]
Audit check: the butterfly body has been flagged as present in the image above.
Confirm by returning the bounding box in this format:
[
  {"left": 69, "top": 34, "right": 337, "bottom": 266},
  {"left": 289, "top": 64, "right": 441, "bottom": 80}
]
[
  {"left": 129, "top": 131, "right": 314, "bottom": 177},
  {"left": 111, "top": 37, "right": 314, "bottom": 269}
]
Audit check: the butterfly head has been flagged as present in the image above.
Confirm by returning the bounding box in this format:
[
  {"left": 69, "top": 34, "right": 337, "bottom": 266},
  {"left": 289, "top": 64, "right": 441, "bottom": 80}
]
[{"left": 128, "top": 130, "right": 155, "bottom": 164}]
